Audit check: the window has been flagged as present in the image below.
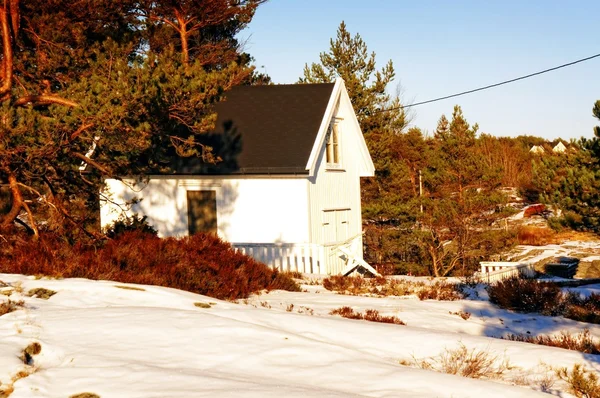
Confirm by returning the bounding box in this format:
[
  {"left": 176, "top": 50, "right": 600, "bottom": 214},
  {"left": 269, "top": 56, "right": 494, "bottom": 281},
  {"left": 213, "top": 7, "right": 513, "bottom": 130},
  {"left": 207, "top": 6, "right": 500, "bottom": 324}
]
[
  {"left": 326, "top": 122, "right": 340, "bottom": 166},
  {"left": 187, "top": 190, "right": 217, "bottom": 235}
]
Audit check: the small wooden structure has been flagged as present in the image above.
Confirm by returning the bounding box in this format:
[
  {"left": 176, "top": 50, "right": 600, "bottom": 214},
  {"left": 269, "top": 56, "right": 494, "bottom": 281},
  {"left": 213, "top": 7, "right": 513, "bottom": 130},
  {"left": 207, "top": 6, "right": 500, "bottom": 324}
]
[
  {"left": 477, "top": 261, "right": 536, "bottom": 284},
  {"left": 101, "top": 78, "right": 376, "bottom": 275}
]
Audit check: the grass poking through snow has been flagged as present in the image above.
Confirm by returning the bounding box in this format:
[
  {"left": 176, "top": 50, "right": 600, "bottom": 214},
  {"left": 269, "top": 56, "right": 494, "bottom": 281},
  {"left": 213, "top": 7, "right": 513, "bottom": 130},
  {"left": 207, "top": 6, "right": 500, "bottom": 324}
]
[{"left": 330, "top": 306, "right": 405, "bottom": 325}]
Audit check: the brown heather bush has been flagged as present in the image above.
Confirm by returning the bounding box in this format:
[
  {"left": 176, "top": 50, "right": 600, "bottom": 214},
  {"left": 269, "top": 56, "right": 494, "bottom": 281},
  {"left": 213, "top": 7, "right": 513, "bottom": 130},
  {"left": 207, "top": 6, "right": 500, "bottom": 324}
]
[
  {"left": 330, "top": 306, "right": 405, "bottom": 325},
  {"left": 0, "top": 232, "right": 300, "bottom": 301},
  {"left": 487, "top": 277, "right": 563, "bottom": 315},
  {"left": 322, "top": 275, "right": 465, "bottom": 301},
  {"left": 557, "top": 364, "right": 600, "bottom": 398},
  {"left": 488, "top": 278, "right": 600, "bottom": 324},
  {"left": 505, "top": 329, "right": 599, "bottom": 355}
]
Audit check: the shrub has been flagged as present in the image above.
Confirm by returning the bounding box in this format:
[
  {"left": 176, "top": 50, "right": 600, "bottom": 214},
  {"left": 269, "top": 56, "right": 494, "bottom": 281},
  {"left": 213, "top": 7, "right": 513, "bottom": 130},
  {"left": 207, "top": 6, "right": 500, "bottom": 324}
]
[
  {"left": 0, "top": 299, "right": 25, "bottom": 316},
  {"left": 322, "top": 275, "right": 465, "bottom": 300},
  {"left": 417, "top": 282, "right": 465, "bottom": 301},
  {"left": 487, "top": 277, "right": 563, "bottom": 315},
  {"left": 330, "top": 306, "right": 405, "bottom": 325},
  {"left": 488, "top": 278, "right": 600, "bottom": 324},
  {"left": 414, "top": 343, "right": 512, "bottom": 379},
  {"left": 505, "top": 329, "right": 599, "bottom": 355},
  {"left": 104, "top": 214, "right": 158, "bottom": 239},
  {"left": 517, "top": 226, "right": 555, "bottom": 246},
  {"left": 557, "top": 364, "right": 600, "bottom": 398},
  {"left": 27, "top": 287, "right": 56, "bottom": 299},
  {"left": 22, "top": 342, "right": 42, "bottom": 365},
  {"left": 0, "top": 232, "right": 300, "bottom": 301}
]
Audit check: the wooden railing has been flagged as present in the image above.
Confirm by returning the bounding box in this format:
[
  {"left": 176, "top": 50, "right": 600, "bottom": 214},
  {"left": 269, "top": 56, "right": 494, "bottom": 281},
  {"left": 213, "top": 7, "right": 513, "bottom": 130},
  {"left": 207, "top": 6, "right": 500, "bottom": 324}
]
[
  {"left": 476, "top": 262, "right": 536, "bottom": 284},
  {"left": 233, "top": 243, "right": 330, "bottom": 274}
]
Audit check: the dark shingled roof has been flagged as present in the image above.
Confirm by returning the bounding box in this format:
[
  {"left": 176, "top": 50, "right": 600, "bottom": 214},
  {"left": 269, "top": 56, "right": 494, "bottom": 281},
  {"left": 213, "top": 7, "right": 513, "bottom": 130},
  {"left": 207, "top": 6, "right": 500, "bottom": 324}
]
[{"left": 171, "top": 82, "right": 336, "bottom": 175}]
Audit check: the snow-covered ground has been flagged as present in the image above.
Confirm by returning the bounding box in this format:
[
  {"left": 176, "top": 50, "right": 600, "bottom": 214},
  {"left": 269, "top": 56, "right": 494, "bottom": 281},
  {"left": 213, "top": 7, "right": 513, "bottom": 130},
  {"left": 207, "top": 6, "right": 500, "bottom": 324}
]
[{"left": 0, "top": 274, "right": 598, "bottom": 397}]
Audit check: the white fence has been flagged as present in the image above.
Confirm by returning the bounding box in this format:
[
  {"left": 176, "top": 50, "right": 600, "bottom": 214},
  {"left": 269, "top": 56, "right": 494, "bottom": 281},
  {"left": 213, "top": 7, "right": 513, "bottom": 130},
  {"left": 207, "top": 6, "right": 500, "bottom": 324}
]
[
  {"left": 476, "top": 261, "right": 536, "bottom": 284},
  {"left": 233, "top": 243, "right": 346, "bottom": 275}
]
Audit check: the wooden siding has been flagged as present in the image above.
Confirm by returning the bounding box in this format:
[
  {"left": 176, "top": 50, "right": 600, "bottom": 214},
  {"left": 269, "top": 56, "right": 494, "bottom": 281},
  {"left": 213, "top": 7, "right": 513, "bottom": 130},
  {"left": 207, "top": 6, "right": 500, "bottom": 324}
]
[
  {"left": 101, "top": 176, "right": 310, "bottom": 243},
  {"left": 308, "top": 93, "right": 364, "bottom": 261}
]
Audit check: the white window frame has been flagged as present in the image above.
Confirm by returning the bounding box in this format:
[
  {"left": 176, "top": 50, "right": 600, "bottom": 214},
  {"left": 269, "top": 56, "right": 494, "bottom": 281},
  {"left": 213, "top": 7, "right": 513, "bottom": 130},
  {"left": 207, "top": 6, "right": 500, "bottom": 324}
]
[{"left": 325, "top": 119, "right": 342, "bottom": 169}]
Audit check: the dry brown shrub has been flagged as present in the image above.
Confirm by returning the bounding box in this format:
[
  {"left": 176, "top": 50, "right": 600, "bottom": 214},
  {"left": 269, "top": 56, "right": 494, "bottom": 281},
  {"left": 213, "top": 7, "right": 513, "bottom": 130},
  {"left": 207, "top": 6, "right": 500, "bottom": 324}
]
[
  {"left": 329, "top": 306, "right": 405, "bottom": 325},
  {"left": 416, "top": 343, "right": 512, "bottom": 379},
  {"left": 322, "top": 276, "right": 465, "bottom": 301},
  {"left": 505, "top": 329, "right": 599, "bottom": 355},
  {"left": 557, "top": 364, "right": 600, "bottom": 398},
  {"left": 0, "top": 299, "right": 24, "bottom": 316},
  {"left": 27, "top": 287, "right": 56, "bottom": 299},
  {"left": 69, "top": 394, "right": 101, "bottom": 398},
  {"left": 517, "top": 226, "right": 556, "bottom": 246},
  {"left": 0, "top": 232, "right": 300, "bottom": 301},
  {"left": 449, "top": 310, "right": 471, "bottom": 320}
]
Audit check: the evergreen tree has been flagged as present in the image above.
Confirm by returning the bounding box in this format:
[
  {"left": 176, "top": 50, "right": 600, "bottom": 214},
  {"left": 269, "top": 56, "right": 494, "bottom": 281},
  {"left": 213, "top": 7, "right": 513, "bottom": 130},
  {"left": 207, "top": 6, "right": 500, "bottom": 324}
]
[
  {"left": 299, "top": 21, "right": 407, "bottom": 135},
  {"left": 0, "top": 0, "right": 263, "bottom": 239},
  {"left": 418, "top": 106, "right": 507, "bottom": 276}
]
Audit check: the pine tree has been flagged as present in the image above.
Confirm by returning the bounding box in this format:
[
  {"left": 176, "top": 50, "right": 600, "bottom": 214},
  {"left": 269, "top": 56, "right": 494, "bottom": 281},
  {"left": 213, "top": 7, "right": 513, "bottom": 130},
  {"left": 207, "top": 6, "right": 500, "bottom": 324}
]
[
  {"left": 299, "top": 21, "right": 406, "bottom": 135},
  {"left": 0, "top": 0, "right": 263, "bottom": 239}
]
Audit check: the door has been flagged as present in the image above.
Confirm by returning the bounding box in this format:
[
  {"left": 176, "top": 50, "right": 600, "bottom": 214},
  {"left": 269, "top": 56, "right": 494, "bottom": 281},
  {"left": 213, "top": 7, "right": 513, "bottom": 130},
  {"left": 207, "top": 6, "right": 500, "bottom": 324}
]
[
  {"left": 322, "top": 209, "right": 350, "bottom": 244},
  {"left": 187, "top": 190, "right": 218, "bottom": 235}
]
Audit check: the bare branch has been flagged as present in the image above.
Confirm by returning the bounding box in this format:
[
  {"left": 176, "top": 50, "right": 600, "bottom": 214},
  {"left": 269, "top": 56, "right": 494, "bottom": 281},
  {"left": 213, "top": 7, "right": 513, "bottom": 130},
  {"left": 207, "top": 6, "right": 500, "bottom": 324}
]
[
  {"left": 14, "top": 94, "right": 79, "bottom": 108},
  {"left": 72, "top": 152, "right": 109, "bottom": 174}
]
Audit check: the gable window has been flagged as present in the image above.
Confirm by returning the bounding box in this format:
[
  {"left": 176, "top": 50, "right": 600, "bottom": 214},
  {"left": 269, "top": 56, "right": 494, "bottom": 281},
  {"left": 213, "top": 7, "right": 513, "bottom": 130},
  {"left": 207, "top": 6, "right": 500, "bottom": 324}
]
[{"left": 326, "top": 121, "right": 340, "bottom": 166}]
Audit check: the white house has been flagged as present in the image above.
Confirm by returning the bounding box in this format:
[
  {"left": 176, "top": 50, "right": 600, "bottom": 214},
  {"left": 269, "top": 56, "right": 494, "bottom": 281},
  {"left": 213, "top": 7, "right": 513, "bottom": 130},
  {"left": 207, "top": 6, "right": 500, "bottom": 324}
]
[
  {"left": 552, "top": 141, "right": 567, "bottom": 153},
  {"left": 529, "top": 145, "right": 545, "bottom": 154},
  {"left": 100, "top": 78, "right": 377, "bottom": 275}
]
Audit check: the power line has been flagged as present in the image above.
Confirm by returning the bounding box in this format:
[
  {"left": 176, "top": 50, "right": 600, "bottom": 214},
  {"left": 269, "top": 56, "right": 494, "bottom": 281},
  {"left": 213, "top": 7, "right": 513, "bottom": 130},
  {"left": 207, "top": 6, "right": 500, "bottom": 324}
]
[{"left": 377, "top": 52, "right": 600, "bottom": 112}]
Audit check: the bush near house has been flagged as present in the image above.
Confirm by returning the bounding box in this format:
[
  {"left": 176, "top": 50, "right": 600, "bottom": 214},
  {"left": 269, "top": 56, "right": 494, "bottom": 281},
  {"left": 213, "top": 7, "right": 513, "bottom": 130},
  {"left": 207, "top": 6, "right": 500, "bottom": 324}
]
[
  {"left": 0, "top": 232, "right": 299, "bottom": 300},
  {"left": 488, "top": 278, "right": 600, "bottom": 324}
]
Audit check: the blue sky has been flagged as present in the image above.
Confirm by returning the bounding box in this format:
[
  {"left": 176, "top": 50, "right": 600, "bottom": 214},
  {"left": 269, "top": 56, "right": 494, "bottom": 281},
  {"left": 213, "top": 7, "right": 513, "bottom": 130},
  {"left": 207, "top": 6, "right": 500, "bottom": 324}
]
[{"left": 242, "top": 1, "right": 600, "bottom": 140}]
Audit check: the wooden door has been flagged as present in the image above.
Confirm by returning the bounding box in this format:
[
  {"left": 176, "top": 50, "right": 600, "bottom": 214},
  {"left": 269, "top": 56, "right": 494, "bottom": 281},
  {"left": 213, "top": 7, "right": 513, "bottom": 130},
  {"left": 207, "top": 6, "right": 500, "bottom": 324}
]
[{"left": 187, "top": 190, "right": 217, "bottom": 235}]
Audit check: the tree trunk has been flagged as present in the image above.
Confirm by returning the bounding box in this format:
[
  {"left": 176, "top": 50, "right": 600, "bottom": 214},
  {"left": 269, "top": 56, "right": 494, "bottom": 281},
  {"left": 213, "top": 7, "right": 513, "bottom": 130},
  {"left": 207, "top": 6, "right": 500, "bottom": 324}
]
[{"left": 0, "top": 173, "right": 23, "bottom": 227}]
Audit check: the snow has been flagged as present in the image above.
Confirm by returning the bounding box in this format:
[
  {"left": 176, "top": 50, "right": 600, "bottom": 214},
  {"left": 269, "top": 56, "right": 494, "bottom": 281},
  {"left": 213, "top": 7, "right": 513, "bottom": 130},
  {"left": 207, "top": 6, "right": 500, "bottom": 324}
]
[{"left": 0, "top": 274, "right": 598, "bottom": 397}]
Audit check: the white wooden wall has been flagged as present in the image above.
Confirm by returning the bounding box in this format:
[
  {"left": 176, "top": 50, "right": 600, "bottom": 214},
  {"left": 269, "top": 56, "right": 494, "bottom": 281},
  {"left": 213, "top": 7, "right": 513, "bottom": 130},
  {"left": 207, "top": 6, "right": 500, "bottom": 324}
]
[
  {"left": 101, "top": 176, "right": 310, "bottom": 244},
  {"left": 308, "top": 92, "right": 365, "bottom": 256}
]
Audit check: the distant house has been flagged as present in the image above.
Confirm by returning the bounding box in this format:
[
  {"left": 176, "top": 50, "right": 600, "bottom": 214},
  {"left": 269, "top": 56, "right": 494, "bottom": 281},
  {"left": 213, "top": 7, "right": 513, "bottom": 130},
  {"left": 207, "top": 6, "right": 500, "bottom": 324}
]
[
  {"left": 552, "top": 142, "right": 567, "bottom": 153},
  {"left": 100, "top": 78, "right": 377, "bottom": 275},
  {"left": 530, "top": 145, "right": 545, "bottom": 154}
]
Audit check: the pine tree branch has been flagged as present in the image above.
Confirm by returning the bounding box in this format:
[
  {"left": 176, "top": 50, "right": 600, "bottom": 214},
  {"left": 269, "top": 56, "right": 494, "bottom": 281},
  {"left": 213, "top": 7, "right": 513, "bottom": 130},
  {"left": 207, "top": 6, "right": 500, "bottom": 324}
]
[{"left": 72, "top": 152, "right": 109, "bottom": 174}]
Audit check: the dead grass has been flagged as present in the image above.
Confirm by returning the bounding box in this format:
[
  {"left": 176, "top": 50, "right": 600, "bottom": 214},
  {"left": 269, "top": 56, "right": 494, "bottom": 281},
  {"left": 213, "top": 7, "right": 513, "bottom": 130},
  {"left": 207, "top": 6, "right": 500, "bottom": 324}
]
[
  {"left": 557, "top": 364, "right": 600, "bottom": 398},
  {"left": 114, "top": 285, "right": 146, "bottom": 292},
  {"left": 0, "top": 299, "right": 25, "bottom": 316},
  {"left": 412, "top": 343, "right": 513, "bottom": 379},
  {"left": 330, "top": 306, "right": 405, "bottom": 325},
  {"left": 194, "top": 302, "right": 212, "bottom": 309},
  {"left": 505, "top": 329, "right": 599, "bottom": 355},
  {"left": 22, "top": 342, "right": 42, "bottom": 365},
  {"left": 27, "top": 287, "right": 56, "bottom": 299},
  {"left": 69, "top": 394, "right": 101, "bottom": 398},
  {"left": 517, "top": 226, "right": 557, "bottom": 246},
  {"left": 322, "top": 275, "right": 465, "bottom": 301},
  {"left": 449, "top": 310, "right": 471, "bottom": 320}
]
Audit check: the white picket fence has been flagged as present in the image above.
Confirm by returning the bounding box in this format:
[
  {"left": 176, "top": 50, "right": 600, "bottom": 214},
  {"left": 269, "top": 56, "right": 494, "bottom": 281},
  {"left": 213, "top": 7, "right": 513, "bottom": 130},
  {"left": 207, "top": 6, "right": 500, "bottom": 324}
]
[
  {"left": 232, "top": 241, "right": 371, "bottom": 275},
  {"left": 476, "top": 261, "right": 536, "bottom": 284},
  {"left": 233, "top": 243, "right": 332, "bottom": 274}
]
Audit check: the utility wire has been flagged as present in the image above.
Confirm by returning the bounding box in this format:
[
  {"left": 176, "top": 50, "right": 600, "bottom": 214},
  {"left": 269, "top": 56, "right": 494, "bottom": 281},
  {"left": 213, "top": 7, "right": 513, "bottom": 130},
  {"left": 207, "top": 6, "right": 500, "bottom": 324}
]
[{"left": 377, "top": 52, "right": 600, "bottom": 112}]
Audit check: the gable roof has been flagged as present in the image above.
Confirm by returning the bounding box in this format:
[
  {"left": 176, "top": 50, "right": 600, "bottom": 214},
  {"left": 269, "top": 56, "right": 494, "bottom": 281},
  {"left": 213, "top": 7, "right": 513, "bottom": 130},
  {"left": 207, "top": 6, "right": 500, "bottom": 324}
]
[{"left": 171, "top": 82, "right": 335, "bottom": 175}]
